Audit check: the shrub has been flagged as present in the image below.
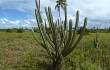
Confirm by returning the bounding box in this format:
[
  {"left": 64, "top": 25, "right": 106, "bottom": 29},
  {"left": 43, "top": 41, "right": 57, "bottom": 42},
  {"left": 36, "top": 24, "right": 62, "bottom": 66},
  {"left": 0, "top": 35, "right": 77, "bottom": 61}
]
[
  {"left": 5, "top": 29, "right": 12, "bottom": 32},
  {"left": 33, "top": 27, "right": 39, "bottom": 33},
  {"left": 78, "top": 27, "right": 90, "bottom": 35},
  {"left": 17, "top": 28, "right": 24, "bottom": 33}
]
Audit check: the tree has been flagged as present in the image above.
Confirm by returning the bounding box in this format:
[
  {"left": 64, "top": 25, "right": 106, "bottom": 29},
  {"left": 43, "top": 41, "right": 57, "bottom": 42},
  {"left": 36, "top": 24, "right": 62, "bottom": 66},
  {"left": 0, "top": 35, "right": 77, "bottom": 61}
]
[
  {"left": 55, "top": 0, "right": 67, "bottom": 30},
  {"left": 32, "top": 0, "right": 87, "bottom": 70},
  {"left": 55, "top": 0, "right": 66, "bottom": 19}
]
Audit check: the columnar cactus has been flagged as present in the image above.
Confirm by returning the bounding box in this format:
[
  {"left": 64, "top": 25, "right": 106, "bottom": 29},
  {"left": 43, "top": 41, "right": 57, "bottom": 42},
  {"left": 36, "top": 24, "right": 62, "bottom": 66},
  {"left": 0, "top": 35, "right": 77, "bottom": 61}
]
[
  {"left": 94, "top": 34, "right": 99, "bottom": 48},
  {"left": 32, "top": 0, "right": 87, "bottom": 70}
]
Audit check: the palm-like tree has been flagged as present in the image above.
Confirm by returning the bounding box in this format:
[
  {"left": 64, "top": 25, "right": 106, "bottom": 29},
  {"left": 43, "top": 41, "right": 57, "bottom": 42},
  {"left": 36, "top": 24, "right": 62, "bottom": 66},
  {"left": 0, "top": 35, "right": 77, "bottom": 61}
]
[
  {"left": 55, "top": 0, "right": 67, "bottom": 19},
  {"left": 55, "top": 0, "right": 67, "bottom": 30}
]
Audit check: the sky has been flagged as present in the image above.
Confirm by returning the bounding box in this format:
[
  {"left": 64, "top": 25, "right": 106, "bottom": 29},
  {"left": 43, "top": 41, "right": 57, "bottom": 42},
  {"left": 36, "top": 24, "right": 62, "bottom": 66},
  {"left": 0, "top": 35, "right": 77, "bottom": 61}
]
[{"left": 0, "top": 0, "right": 110, "bottom": 29}]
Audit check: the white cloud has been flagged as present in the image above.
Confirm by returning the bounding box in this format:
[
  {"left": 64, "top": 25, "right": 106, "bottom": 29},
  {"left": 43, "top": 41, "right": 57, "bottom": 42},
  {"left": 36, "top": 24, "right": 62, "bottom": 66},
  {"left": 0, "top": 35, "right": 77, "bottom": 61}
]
[
  {"left": 66, "top": 0, "right": 110, "bottom": 28},
  {"left": 0, "top": 18, "right": 37, "bottom": 29},
  {"left": 0, "top": 0, "right": 110, "bottom": 28}
]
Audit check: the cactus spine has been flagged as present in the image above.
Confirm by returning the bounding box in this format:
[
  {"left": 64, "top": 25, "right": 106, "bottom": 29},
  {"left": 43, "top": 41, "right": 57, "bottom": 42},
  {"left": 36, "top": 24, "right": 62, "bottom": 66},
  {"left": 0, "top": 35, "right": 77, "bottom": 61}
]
[{"left": 32, "top": 0, "right": 87, "bottom": 70}]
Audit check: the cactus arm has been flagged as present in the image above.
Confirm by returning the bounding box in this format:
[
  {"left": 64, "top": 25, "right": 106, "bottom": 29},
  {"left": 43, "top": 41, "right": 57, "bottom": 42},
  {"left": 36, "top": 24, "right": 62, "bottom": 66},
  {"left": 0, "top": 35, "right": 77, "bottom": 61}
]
[
  {"left": 32, "top": 28, "right": 54, "bottom": 59},
  {"left": 72, "top": 10, "right": 79, "bottom": 41},
  {"left": 64, "top": 2, "right": 67, "bottom": 30},
  {"left": 35, "top": 0, "right": 56, "bottom": 57},
  {"left": 33, "top": 1, "right": 55, "bottom": 58},
  {"left": 31, "top": 28, "right": 46, "bottom": 48},
  {"left": 45, "top": 7, "right": 54, "bottom": 29},
  {"left": 63, "top": 3, "right": 68, "bottom": 47},
  {"left": 53, "top": 22, "right": 59, "bottom": 58},
  {"left": 64, "top": 17, "right": 87, "bottom": 57},
  {"left": 62, "top": 19, "right": 73, "bottom": 54},
  {"left": 57, "top": 22, "right": 66, "bottom": 49},
  {"left": 35, "top": 0, "right": 43, "bottom": 23},
  {"left": 58, "top": 21, "right": 62, "bottom": 38},
  {"left": 45, "top": 7, "right": 55, "bottom": 41},
  {"left": 40, "top": 23, "right": 55, "bottom": 49},
  {"left": 31, "top": 28, "right": 55, "bottom": 59},
  {"left": 59, "top": 24, "right": 67, "bottom": 48},
  {"left": 62, "top": 11, "right": 79, "bottom": 56},
  {"left": 35, "top": 1, "right": 55, "bottom": 50},
  {"left": 35, "top": 9, "right": 47, "bottom": 46},
  {"left": 35, "top": 0, "right": 47, "bottom": 47},
  {"left": 44, "top": 19, "right": 52, "bottom": 42},
  {"left": 57, "top": 19, "right": 60, "bottom": 27},
  {"left": 35, "top": 7, "right": 47, "bottom": 46},
  {"left": 48, "top": 7, "right": 54, "bottom": 25},
  {"left": 35, "top": 1, "right": 55, "bottom": 59}
]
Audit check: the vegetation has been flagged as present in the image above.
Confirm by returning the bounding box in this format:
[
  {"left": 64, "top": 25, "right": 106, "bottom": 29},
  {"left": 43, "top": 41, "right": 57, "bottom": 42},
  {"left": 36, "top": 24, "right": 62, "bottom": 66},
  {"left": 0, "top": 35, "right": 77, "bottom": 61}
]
[
  {"left": 77, "top": 27, "right": 90, "bottom": 35},
  {"left": 5, "top": 29, "right": 13, "bottom": 32},
  {"left": 89, "top": 27, "right": 110, "bottom": 33},
  {"left": 0, "top": 28, "right": 25, "bottom": 33},
  {"left": 94, "top": 34, "right": 99, "bottom": 48},
  {"left": 0, "top": 27, "right": 109, "bottom": 33},
  {"left": 55, "top": 0, "right": 67, "bottom": 19},
  {"left": 0, "top": 32, "right": 109, "bottom": 70},
  {"left": 16, "top": 28, "right": 24, "bottom": 33}
]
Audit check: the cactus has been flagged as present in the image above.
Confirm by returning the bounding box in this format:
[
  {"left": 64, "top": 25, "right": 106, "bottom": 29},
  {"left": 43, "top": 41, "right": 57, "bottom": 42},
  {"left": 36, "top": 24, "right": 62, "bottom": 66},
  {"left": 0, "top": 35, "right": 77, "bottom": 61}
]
[
  {"left": 32, "top": 0, "right": 87, "bottom": 70},
  {"left": 94, "top": 34, "right": 99, "bottom": 48}
]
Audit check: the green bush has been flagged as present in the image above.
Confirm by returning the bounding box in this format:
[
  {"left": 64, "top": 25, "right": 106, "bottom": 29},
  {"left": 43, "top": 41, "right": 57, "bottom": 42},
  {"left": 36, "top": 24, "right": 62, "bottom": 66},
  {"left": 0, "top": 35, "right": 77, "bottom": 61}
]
[
  {"left": 5, "top": 29, "right": 12, "bottom": 32},
  {"left": 78, "top": 27, "right": 90, "bottom": 35},
  {"left": 33, "top": 27, "right": 39, "bottom": 33},
  {"left": 17, "top": 28, "right": 24, "bottom": 33}
]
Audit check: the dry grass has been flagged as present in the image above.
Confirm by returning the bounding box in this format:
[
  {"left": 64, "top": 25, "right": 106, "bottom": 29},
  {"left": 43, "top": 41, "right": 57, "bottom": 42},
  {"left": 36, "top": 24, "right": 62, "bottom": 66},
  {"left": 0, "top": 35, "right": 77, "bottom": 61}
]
[{"left": 0, "top": 32, "right": 109, "bottom": 70}]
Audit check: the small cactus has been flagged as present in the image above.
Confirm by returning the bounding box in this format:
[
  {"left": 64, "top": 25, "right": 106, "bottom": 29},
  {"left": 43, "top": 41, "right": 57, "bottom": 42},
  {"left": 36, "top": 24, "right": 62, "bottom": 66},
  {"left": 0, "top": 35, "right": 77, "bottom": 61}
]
[{"left": 94, "top": 34, "right": 99, "bottom": 48}]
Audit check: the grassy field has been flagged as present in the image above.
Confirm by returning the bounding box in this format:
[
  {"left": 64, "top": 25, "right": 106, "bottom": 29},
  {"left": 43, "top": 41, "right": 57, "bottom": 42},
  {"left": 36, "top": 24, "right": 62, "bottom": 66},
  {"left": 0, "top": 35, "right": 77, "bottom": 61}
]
[{"left": 0, "top": 32, "right": 110, "bottom": 70}]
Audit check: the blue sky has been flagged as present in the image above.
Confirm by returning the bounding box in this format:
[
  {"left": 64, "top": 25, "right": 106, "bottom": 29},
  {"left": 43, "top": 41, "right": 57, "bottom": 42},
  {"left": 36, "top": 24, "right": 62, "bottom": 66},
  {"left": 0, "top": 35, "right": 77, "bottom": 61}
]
[{"left": 0, "top": 0, "right": 110, "bottom": 29}]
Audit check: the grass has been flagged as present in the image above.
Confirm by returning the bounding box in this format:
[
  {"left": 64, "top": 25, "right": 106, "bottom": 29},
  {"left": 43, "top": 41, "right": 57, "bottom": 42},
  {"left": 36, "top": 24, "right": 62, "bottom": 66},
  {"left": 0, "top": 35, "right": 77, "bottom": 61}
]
[{"left": 0, "top": 32, "right": 110, "bottom": 70}]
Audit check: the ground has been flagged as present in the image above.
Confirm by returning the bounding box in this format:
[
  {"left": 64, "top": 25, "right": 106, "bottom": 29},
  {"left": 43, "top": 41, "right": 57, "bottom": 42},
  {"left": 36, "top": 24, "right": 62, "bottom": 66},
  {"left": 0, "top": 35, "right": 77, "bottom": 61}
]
[{"left": 0, "top": 32, "right": 110, "bottom": 70}]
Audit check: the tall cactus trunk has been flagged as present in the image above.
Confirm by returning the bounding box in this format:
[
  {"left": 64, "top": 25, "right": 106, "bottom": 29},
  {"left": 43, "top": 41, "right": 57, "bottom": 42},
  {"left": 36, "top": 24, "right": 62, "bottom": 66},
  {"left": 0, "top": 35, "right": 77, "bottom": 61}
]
[{"left": 52, "top": 58, "right": 66, "bottom": 70}]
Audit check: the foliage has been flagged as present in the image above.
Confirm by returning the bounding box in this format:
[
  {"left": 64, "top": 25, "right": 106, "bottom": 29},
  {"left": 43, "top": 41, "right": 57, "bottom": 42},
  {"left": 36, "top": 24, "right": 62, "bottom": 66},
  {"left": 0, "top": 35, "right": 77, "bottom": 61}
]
[
  {"left": 32, "top": 27, "right": 39, "bottom": 33},
  {"left": 90, "top": 28, "right": 110, "bottom": 33},
  {"left": 16, "top": 28, "right": 24, "bottom": 33},
  {"left": 77, "top": 27, "right": 90, "bottom": 35},
  {"left": 55, "top": 0, "right": 67, "bottom": 18},
  {"left": 5, "top": 29, "right": 13, "bottom": 32},
  {"left": 93, "top": 34, "right": 99, "bottom": 48}
]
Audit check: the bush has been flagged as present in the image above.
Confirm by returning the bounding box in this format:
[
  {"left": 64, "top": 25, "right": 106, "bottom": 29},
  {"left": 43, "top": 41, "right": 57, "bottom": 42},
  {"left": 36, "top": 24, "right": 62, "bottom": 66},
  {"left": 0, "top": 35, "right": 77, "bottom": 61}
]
[
  {"left": 5, "top": 29, "right": 12, "bottom": 32},
  {"left": 17, "top": 28, "right": 24, "bottom": 33},
  {"left": 77, "top": 27, "right": 90, "bottom": 35},
  {"left": 33, "top": 27, "right": 39, "bottom": 33}
]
